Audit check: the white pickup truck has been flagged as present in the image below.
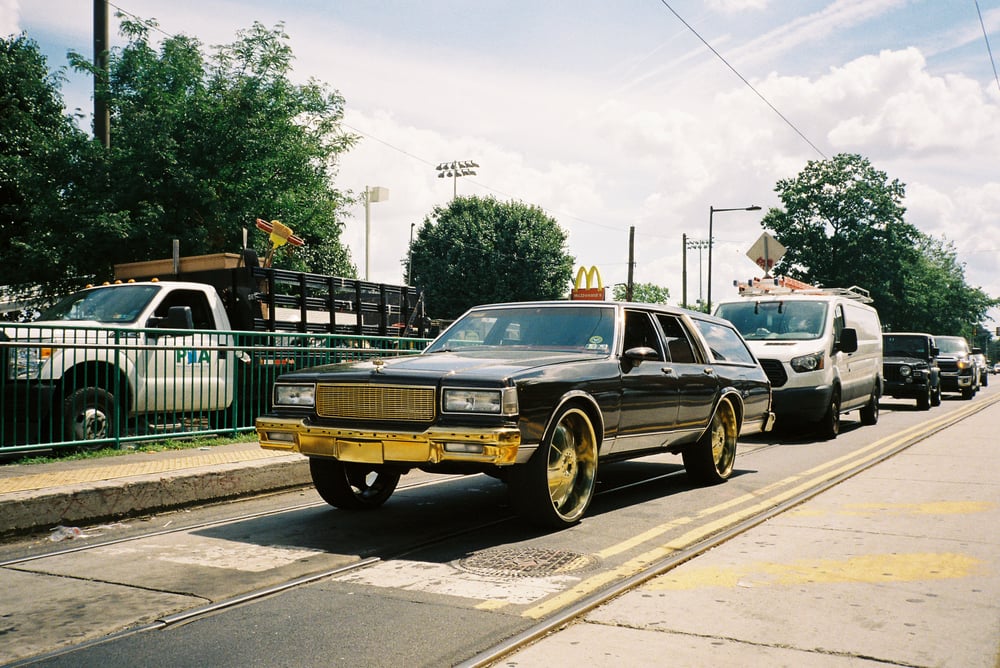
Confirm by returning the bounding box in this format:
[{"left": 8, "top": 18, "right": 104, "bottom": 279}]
[{"left": 1, "top": 251, "right": 428, "bottom": 449}]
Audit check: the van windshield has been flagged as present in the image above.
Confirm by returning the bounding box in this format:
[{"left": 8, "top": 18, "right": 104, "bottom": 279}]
[{"left": 715, "top": 300, "right": 827, "bottom": 341}]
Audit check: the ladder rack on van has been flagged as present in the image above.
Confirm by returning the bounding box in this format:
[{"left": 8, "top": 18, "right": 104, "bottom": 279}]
[{"left": 735, "top": 277, "right": 873, "bottom": 304}]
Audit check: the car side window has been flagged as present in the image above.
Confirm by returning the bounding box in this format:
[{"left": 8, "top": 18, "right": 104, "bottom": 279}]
[
  {"left": 692, "top": 319, "right": 756, "bottom": 365},
  {"left": 623, "top": 310, "right": 664, "bottom": 360},
  {"left": 656, "top": 314, "right": 698, "bottom": 363}
]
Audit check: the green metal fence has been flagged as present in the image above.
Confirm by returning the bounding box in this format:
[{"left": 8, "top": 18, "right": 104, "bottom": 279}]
[{"left": 0, "top": 323, "right": 430, "bottom": 455}]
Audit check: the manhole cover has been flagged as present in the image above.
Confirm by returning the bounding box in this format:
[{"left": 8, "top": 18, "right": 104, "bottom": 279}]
[{"left": 456, "top": 547, "right": 598, "bottom": 579}]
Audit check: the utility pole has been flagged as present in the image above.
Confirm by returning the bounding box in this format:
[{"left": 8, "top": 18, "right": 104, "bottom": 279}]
[
  {"left": 626, "top": 226, "right": 635, "bottom": 302},
  {"left": 93, "top": 0, "right": 110, "bottom": 147}
]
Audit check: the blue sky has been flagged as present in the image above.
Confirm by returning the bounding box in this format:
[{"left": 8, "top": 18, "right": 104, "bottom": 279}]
[{"left": 6, "top": 0, "right": 1000, "bottom": 325}]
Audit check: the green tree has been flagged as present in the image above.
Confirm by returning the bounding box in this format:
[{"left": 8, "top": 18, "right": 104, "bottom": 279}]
[
  {"left": 612, "top": 282, "right": 670, "bottom": 304},
  {"left": 0, "top": 34, "right": 103, "bottom": 299},
  {"left": 69, "top": 18, "right": 357, "bottom": 277},
  {"left": 408, "top": 195, "right": 575, "bottom": 319},
  {"left": 762, "top": 153, "right": 995, "bottom": 331}
]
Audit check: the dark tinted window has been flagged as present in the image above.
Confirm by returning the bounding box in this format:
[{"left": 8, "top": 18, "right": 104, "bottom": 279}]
[
  {"left": 693, "top": 319, "right": 756, "bottom": 365},
  {"left": 656, "top": 314, "right": 698, "bottom": 363}
]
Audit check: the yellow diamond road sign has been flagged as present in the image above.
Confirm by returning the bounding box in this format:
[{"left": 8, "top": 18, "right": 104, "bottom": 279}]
[{"left": 747, "top": 232, "right": 785, "bottom": 274}]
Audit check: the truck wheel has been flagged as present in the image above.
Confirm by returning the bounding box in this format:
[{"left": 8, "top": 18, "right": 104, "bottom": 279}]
[
  {"left": 509, "top": 405, "right": 598, "bottom": 530},
  {"left": 916, "top": 385, "right": 931, "bottom": 411},
  {"left": 309, "top": 458, "right": 400, "bottom": 510},
  {"left": 860, "top": 388, "right": 879, "bottom": 425},
  {"left": 819, "top": 390, "right": 840, "bottom": 440},
  {"left": 931, "top": 384, "right": 942, "bottom": 407},
  {"left": 961, "top": 386, "right": 974, "bottom": 400},
  {"left": 683, "top": 400, "right": 737, "bottom": 484},
  {"left": 62, "top": 387, "right": 119, "bottom": 444}
]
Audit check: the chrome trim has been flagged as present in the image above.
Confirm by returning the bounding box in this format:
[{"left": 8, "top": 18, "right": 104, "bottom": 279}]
[{"left": 256, "top": 416, "right": 522, "bottom": 466}]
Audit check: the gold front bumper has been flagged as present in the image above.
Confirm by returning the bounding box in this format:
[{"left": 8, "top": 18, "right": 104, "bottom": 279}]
[{"left": 256, "top": 416, "right": 525, "bottom": 466}]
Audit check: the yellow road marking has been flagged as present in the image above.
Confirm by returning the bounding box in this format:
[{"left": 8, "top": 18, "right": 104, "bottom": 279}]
[
  {"left": 522, "top": 401, "right": 993, "bottom": 619},
  {"left": 645, "top": 552, "right": 985, "bottom": 589}
]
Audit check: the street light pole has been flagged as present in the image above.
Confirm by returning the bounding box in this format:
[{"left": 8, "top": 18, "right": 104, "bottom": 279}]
[
  {"left": 685, "top": 238, "right": 709, "bottom": 308},
  {"left": 435, "top": 160, "right": 479, "bottom": 198},
  {"left": 707, "top": 204, "right": 761, "bottom": 311}
]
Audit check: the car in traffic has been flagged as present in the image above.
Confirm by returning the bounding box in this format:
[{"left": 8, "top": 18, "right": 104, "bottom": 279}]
[
  {"left": 257, "top": 300, "right": 775, "bottom": 529},
  {"left": 972, "top": 352, "right": 989, "bottom": 387},
  {"left": 881, "top": 332, "right": 940, "bottom": 410},
  {"left": 935, "top": 335, "right": 980, "bottom": 399},
  {"left": 714, "top": 286, "right": 882, "bottom": 439}
]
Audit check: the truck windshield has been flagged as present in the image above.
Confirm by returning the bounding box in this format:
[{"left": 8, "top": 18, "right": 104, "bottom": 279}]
[
  {"left": 715, "top": 300, "right": 827, "bottom": 341},
  {"left": 40, "top": 285, "right": 162, "bottom": 324}
]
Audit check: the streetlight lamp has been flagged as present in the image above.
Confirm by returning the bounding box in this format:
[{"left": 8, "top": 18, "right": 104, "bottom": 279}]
[
  {"left": 685, "top": 238, "right": 710, "bottom": 308},
  {"left": 364, "top": 186, "right": 389, "bottom": 281},
  {"left": 707, "top": 204, "right": 761, "bottom": 311},
  {"left": 435, "top": 160, "right": 479, "bottom": 198}
]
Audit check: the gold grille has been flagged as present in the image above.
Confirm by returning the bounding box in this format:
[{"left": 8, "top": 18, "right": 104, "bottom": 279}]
[{"left": 316, "top": 384, "right": 436, "bottom": 421}]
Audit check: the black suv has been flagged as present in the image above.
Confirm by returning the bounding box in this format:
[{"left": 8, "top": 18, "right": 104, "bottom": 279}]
[
  {"left": 935, "top": 335, "right": 980, "bottom": 400},
  {"left": 882, "top": 333, "right": 941, "bottom": 410}
]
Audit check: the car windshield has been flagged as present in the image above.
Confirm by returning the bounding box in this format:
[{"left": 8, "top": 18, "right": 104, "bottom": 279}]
[
  {"left": 935, "top": 337, "right": 968, "bottom": 354},
  {"left": 883, "top": 335, "right": 928, "bottom": 358},
  {"left": 425, "top": 305, "right": 615, "bottom": 354},
  {"left": 39, "top": 285, "right": 161, "bottom": 324},
  {"left": 715, "top": 300, "right": 826, "bottom": 341}
]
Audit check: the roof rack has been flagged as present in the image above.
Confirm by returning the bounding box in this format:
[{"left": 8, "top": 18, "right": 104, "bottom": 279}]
[{"left": 735, "top": 277, "right": 873, "bottom": 303}]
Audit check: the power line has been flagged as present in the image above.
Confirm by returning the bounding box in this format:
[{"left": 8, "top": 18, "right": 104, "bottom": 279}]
[
  {"left": 657, "top": 0, "right": 827, "bottom": 160},
  {"left": 976, "top": 0, "right": 1000, "bottom": 95}
]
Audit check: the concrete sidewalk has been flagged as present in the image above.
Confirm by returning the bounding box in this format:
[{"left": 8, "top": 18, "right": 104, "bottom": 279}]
[
  {"left": 0, "top": 441, "right": 310, "bottom": 539},
  {"left": 502, "top": 398, "right": 1000, "bottom": 667}
]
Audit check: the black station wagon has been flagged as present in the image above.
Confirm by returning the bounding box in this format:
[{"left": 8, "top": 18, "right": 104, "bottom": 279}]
[{"left": 257, "top": 301, "right": 775, "bottom": 529}]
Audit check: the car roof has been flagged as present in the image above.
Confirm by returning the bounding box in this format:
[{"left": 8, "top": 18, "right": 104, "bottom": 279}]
[{"left": 464, "top": 300, "right": 735, "bottom": 326}]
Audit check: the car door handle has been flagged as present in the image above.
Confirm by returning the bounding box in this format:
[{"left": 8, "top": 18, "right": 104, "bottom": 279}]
[
  {"left": 703, "top": 367, "right": 715, "bottom": 376},
  {"left": 660, "top": 366, "right": 675, "bottom": 376}
]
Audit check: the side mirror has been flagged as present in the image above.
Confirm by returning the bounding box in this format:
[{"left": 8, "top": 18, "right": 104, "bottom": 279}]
[
  {"left": 930, "top": 346, "right": 939, "bottom": 357},
  {"left": 148, "top": 306, "right": 194, "bottom": 333},
  {"left": 838, "top": 328, "right": 858, "bottom": 354},
  {"left": 623, "top": 346, "right": 659, "bottom": 368},
  {"left": 972, "top": 347, "right": 983, "bottom": 355}
]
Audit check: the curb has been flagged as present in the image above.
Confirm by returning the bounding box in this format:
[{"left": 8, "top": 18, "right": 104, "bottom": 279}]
[{"left": 0, "top": 456, "right": 311, "bottom": 539}]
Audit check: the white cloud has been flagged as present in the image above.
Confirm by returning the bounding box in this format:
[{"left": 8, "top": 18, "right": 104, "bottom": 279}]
[{"left": 0, "top": 0, "right": 19, "bottom": 36}]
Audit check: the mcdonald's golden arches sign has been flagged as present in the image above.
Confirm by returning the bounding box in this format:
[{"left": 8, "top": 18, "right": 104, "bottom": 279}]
[{"left": 571, "top": 266, "right": 606, "bottom": 301}]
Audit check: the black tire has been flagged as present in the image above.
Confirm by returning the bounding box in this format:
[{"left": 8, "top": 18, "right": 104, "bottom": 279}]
[
  {"left": 683, "top": 400, "right": 738, "bottom": 485},
  {"left": 931, "top": 384, "right": 942, "bottom": 407},
  {"left": 309, "top": 458, "right": 400, "bottom": 510},
  {"left": 982, "top": 372, "right": 988, "bottom": 387},
  {"left": 61, "top": 387, "right": 119, "bottom": 444},
  {"left": 916, "top": 384, "right": 931, "bottom": 411},
  {"left": 819, "top": 389, "right": 840, "bottom": 440},
  {"left": 962, "top": 386, "right": 974, "bottom": 400},
  {"left": 860, "top": 387, "right": 879, "bottom": 425},
  {"left": 509, "top": 405, "right": 598, "bottom": 530}
]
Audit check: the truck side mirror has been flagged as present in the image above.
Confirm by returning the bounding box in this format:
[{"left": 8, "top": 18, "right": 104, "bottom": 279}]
[
  {"left": 930, "top": 346, "right": 939, "bottom": 357},
  {"left": 165, "top": 306, "right": 194, "bottom": 330},
  {"left": 838, "top": 327, "right": 858, "bottom": 353}
]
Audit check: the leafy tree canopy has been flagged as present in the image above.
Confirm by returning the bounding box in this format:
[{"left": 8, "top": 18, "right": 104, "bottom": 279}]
[
  {"left": 0, "top": 34, "right": 101, "bottom": 296},
  {"left": 613, "top": 282, "right": 670, "bottom": 304},
  {"left": 66, "top": 17, "right": 358, "bottom": 277},
  {"left": 408, "top": 195, "right": 575, "bottom": 319},
  {"left": 763, "top": 153, "right": 995, "bottom": 333}
]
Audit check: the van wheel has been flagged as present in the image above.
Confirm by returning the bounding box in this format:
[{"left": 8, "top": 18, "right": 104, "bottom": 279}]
[
  {"left": 309, "top": 458, "right": 400, "bottom": 510},
  {"left": 860, "top": 388, "right": 879, "bottom": 425},
  {"left": 819, "top": 390, "right": 840, "bottom": 440},
  {"left": 683, "top": 400, "right": 737, "bottom": 484},
  {"left": 509, "top": 405, "right": 598, "bottom": 530}
]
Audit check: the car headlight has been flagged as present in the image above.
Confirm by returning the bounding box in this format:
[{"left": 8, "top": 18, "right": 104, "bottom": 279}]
[
  {"left": 899, "top": 365, "right": 912, "bottom": 377},
  {"left": 442, "top": 387, "right": 518, "bottom": 415},
  {"left": 790, "top": 351, "right": 825, "bottom": 373},
  {"left": 274, "top": 383, "right": 316, "bottom": 407}
]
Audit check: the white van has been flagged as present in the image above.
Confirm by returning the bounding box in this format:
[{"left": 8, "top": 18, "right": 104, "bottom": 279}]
[{"left": 714, "top": 286, "right": 882, "bottom": 439}]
